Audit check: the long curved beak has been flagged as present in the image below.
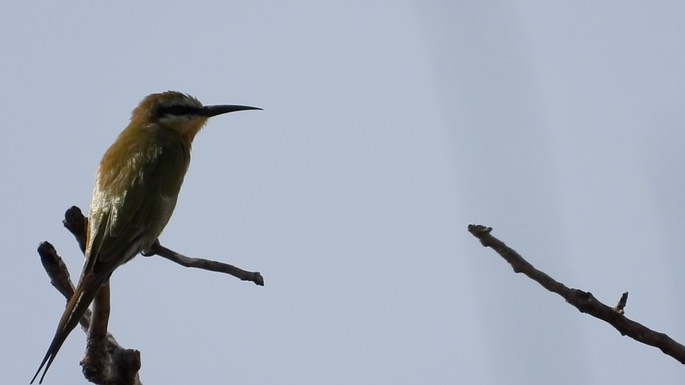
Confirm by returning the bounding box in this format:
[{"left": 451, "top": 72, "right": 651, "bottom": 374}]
[{"left": 200, "top": 105, "right": 262, "bottom": 117}]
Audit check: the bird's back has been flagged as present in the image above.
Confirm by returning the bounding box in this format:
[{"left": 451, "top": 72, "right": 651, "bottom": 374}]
[{"left": 84, "top": 124, "right": 191, "bottom": 275}]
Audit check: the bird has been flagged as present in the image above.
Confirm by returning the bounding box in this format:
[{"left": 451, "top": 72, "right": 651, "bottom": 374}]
[{"left": 31, "top": 91, "right": 261, "bottom": 383}]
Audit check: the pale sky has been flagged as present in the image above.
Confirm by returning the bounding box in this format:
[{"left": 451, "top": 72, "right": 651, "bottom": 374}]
[{"left": 2, "top": 1, "right": 684, "bottom": 384}]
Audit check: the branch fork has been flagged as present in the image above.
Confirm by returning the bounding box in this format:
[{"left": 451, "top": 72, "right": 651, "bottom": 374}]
[{"left": 36, "top": 206, "right": 264, "bottom": 384}]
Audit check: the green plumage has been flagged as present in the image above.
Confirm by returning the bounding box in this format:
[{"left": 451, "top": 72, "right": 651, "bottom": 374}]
[
  {"left": 88, "top": 124, "right": 191, "bottom": 267},
  {"left": 32, "top": 91, "right": 259, "bottom": 384}
]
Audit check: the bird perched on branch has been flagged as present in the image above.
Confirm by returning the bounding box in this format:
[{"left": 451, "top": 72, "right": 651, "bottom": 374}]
[{"left": 32, "top": 91, "right": 261, "bottom": 383}]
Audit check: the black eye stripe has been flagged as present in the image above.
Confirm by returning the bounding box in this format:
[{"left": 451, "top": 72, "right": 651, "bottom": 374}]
[{"left": 154, "top": 105, "right": 200, "bottom": 118}]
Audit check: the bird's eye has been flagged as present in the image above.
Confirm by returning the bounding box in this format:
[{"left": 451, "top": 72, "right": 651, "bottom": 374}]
[{"left": 154, "top": 105, "right": 199, "bottom": 118}]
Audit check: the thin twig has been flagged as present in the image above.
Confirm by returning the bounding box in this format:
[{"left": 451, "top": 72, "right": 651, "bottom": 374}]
[
  {"left": 613, "top": 292, "right": 629, "bottom": 315},
  {"left": 467, "top": 224, "right": 685, "bottom": 364},
  {"left": 63, "top": 206, "right": 264, "bottom": 286},
  {"left": 148, "top": 242, "right": 265, "bottom": 286}
]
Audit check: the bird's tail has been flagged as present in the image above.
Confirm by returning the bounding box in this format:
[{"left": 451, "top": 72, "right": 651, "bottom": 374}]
[{"left": 30, "top": 273, "right": 105, "bottom": 384}]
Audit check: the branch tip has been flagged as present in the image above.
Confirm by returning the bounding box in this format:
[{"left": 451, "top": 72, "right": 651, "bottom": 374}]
[
  {"left": 613, "top": 292, "right": 629, "bottom": 315},
  {"left": 468, "top": 224, "right": 685, "bottom": 364}
]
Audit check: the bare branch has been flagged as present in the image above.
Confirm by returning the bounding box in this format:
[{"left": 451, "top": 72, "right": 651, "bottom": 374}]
[
  {"left": 467, "top": 224, "right": 685, "bottom": 364},
  {"left": 63, "top": 206, "right": 264, "bottom": 286},
  {"left": 36, "top": 242, "right": 142, "bottom": 385},
  {"left": 36, "top": 206, "right": 263, "bottom": 383},
  {"left": 148, "top": 241, "right": 265, "bottom": 286},
  {"left": 37, "top": 242, "right": 76, "bottom": 302},
  {"left": 82, "top": 281, "right": 112, "bottom": 384},
  {"left": 63, "top": 206, "right": 87, "bottom": 253}
]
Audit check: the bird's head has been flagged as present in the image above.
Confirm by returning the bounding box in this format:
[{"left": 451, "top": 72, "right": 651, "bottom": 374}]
[{"left": 130, "top": 91, "right": 261, "bottom": 142}]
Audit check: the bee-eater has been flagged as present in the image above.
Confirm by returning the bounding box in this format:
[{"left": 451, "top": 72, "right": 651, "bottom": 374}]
[{"left": 32, "top": 91, "right": 261, "bottom": 383}]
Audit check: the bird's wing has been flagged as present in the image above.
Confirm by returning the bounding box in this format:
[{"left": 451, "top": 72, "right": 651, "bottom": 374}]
[
  {"left": 32, "top": 131, "right": 190, "bottom": 384},
  {"left": 90, "top": 133, "right": 190, "bottom": 265}
]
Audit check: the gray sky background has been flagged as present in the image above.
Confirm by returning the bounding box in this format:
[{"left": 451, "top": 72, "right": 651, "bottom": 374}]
[{"left": 2, "top": 1, "right": 684, "bottom": 384}]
